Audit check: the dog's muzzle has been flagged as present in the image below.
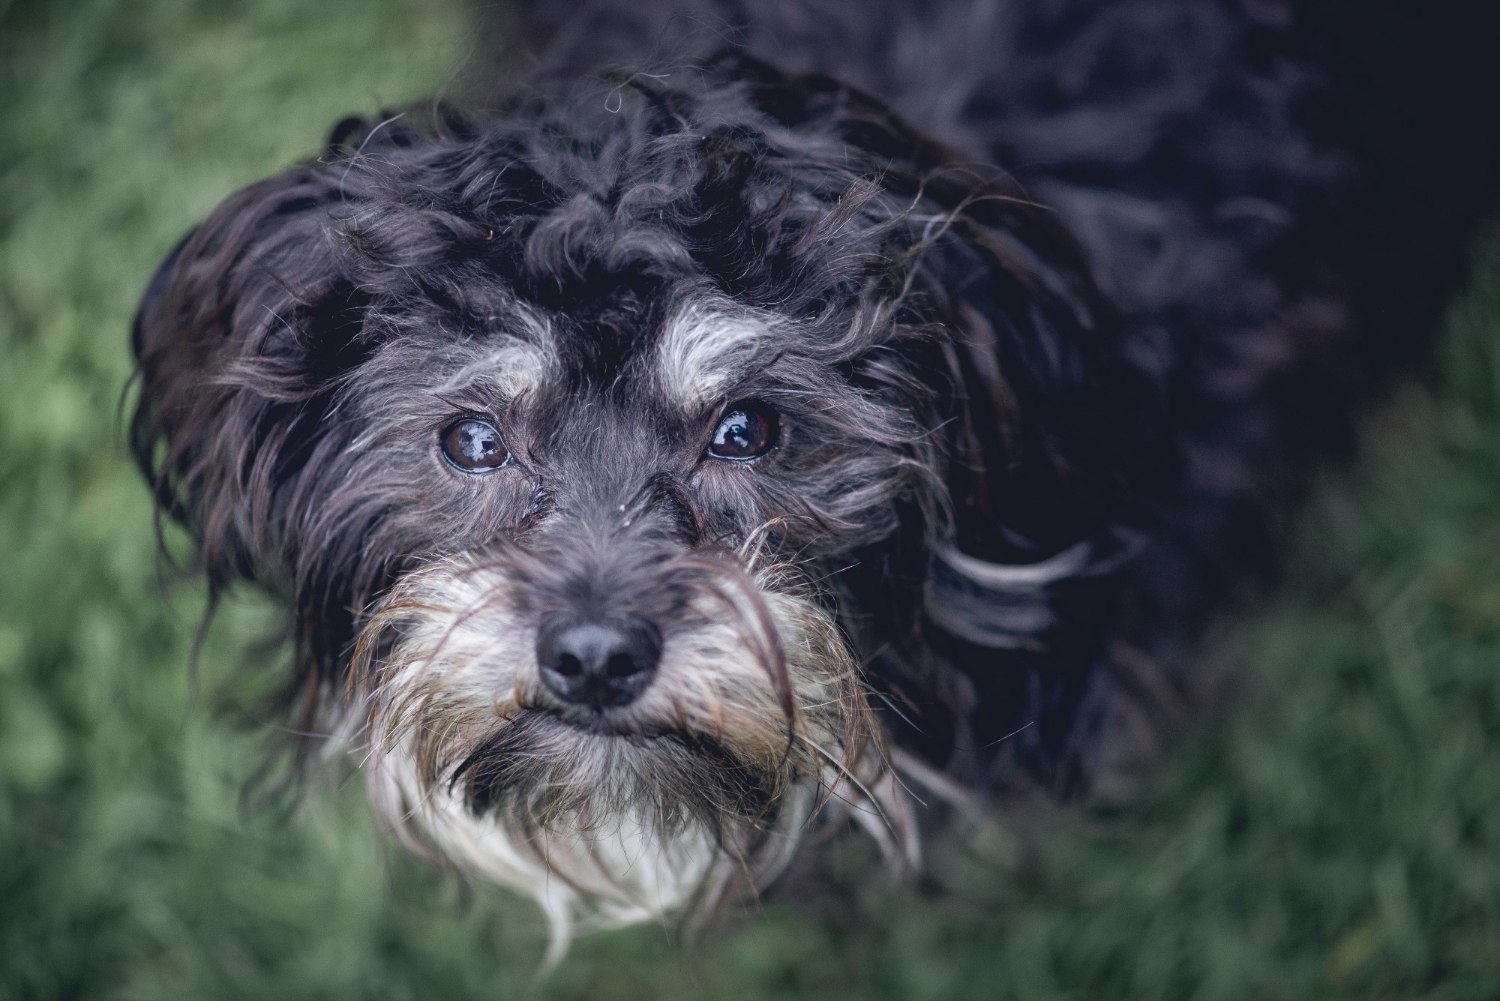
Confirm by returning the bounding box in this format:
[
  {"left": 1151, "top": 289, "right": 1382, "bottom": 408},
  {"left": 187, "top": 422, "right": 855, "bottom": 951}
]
[{"left": 350, "top": 533, "right": 908, "bottom": 948}]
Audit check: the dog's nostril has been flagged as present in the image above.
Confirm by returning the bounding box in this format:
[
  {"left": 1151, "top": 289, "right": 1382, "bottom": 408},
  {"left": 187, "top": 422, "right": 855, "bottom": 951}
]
[
  {"left": 604, "top": 652, "right": 639, "bottom": 679},
  {"left": 536, "top": 618, "right": 661, "bottom": 708}
]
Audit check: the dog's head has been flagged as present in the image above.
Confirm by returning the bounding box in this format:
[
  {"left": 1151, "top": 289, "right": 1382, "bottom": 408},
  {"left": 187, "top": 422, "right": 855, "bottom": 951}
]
[{"left": 131, "top": 56, "right": 1162, "bottom": 943}]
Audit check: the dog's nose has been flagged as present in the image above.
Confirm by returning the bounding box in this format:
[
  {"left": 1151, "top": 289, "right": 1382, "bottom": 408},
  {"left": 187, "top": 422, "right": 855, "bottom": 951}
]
[{"left": 535, "top": 618, "right": 661, "bottom": 708}]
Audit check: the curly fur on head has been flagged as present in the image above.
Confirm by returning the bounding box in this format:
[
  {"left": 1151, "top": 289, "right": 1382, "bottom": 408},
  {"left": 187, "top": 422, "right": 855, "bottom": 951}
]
[{"left": 133, "top": 0, "right": 1463, "bottom": 953}]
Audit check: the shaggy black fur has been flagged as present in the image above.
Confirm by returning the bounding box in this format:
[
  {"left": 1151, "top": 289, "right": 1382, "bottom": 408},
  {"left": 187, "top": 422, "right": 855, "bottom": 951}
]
[{"left": 130, "top": 0, "right": 1500, "bottom": 921}]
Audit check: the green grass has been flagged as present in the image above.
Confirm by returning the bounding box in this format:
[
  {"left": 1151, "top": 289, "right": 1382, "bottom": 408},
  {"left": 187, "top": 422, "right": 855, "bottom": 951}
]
[{"left": 3, "top": 1, "right": 1499, "bottom": 998}]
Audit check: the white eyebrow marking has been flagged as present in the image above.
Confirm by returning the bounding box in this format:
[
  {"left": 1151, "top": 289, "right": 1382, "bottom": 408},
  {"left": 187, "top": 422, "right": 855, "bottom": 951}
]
[
  {"left": 434, "top": 305, "right": 557, "bottom": 400},
  {"left": 655, "top": 298, "right": 783, "bottom": 407},
  {"left": 432, "top": 334, "right": 552, "bottom": 401}
]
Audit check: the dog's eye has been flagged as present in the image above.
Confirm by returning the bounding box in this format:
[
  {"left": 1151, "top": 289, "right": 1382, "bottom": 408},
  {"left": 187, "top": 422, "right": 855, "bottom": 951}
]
[
  {"left": 708, "top": 401, "right": 779, "bottom": 461},
  {"left": 440, "top": 418, "right": 511, "bottom": 472}
]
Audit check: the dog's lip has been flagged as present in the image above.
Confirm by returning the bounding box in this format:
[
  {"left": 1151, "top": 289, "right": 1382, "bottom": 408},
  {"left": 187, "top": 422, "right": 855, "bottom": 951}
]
[{"left": 521, "top": 703, "right": 673, "bottom": 740}]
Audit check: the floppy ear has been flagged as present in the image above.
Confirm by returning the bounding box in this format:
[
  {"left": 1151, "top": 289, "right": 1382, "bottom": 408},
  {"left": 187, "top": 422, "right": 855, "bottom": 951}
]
[
  {"left": 899, "top": 184, "right": 1176, "bottom": 784},
  {"left": 131, "top": 163, "right": 370, "bottom": 591},
  {"left": 127, "top": 143, "right": 401, "bottom": 724},
  {"left": 922, "top": 197, "right": 1171, "bottom": 614}
]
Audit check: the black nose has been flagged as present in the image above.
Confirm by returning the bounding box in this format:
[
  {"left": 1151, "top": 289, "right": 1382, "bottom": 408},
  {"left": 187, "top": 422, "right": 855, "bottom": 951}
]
[{"left": 535, "top": 618, "right": 661, "bottom": 708}]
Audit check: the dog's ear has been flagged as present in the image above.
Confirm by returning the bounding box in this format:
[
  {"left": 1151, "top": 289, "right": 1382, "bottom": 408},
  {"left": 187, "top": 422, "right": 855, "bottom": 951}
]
[
  {"left": 921, "top": 196, "right": 1170, "bottom": 625},
  {"left": 130, "top": 160, "right": 371, "bottom": 595},
  {"left": 824, "top": 173, "right": 1174, "bottom": 779},
  {"left": 897, "top": 186, "right": 1175, "bottom": 781}
]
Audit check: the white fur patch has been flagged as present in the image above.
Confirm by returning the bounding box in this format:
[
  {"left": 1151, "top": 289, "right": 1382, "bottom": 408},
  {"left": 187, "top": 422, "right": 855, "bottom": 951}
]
[
  {"left": 655, "top": 299, "right": 784, "bottom": 407},
  {"left": 933, "top": 539, "right": 1092, "bottom": 589},
  {"left": 432, "top": 333, "right": 553, "bottom": 401},
  {"left": 366, "top": 742, "right": 729, "bottom": 963},
  {"left": 925, "top": 540, "right": 1094, "bottom": 647}
]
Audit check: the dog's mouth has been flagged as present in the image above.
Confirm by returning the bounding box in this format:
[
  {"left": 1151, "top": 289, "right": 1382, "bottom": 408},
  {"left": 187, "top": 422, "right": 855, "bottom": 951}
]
[
  {"left": 525, "top": 701, "right": 667, "bottom": 738},
  {"left": 448, "top": 707, "right": 782, "bottom": 826}
]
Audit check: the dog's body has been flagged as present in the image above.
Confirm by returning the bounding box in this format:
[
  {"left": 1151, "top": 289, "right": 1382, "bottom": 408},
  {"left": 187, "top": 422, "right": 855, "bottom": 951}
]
[{"left": 130, "top": 0, "right": 1496, "bottom": 949}]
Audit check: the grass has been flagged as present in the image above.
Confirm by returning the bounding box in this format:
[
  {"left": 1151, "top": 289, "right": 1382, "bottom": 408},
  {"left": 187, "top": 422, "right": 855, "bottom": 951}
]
[{"left": 3, "top": 1, "right": 1499, "bottom": 998}]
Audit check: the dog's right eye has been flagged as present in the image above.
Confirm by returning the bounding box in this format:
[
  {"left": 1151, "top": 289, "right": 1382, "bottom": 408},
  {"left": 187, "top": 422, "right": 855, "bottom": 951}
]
[
  {"left": 440, "top": 418, "right": 511, "bottom": 473},
  {"left": 708, "top": 401, "right": 780, "bottom": 461}
]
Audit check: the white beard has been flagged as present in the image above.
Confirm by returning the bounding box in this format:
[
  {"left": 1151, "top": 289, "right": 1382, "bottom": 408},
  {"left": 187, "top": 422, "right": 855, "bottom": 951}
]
[{"left": 346, "top": 552, "right": 916, "bottom": 956}]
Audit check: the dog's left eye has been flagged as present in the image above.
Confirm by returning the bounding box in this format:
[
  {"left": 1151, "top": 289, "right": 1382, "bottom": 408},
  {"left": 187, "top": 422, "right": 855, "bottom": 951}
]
[
  {"left": 708, "top": 401, "right": 779, "bottom": 461},
  {"left": 440, "top": 418, "right": 511, "bottom": 472}
]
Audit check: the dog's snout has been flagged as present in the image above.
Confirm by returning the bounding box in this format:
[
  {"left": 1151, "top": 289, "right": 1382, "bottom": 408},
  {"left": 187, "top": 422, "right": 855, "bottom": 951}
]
[{"left": 536, "top": 618, "right": 661, "bottom": 708}]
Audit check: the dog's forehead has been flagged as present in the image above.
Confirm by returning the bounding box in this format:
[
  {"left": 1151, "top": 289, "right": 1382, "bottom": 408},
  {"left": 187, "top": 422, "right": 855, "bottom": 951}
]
[
  {"left": 362, "top": 286, "right": 804, "bottom": 469},
  {"left": 460, "top": 290, "right": 789, "bottom": 414}
]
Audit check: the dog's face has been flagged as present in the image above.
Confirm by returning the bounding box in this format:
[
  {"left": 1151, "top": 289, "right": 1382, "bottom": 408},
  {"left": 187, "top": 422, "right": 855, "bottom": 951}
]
[
  {"left": 350, "top": 286, "right": 923, "bottom": 931},
  {"left": 132, "top": 57, "right": 1158, "bottom": 942}
]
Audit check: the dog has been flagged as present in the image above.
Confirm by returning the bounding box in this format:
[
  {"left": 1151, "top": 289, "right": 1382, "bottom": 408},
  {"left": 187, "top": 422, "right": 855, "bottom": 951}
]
[{"left": 129, "top": 0, "right": 1499, "bottom": 953}]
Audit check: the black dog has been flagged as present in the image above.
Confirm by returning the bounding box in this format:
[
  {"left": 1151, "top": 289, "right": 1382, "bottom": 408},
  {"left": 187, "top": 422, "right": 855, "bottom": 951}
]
[{"left": 130, "top": 0, "right": 1498, "bottom": 949}]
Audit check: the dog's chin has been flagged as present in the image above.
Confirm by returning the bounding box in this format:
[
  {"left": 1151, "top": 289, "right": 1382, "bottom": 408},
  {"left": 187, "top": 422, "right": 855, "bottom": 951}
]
[{"left": 365, "top": 704, "right": 816, "bottom": 951}]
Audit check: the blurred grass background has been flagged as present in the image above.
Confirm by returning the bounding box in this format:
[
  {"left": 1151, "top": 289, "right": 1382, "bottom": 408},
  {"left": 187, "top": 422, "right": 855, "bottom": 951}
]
[{"left": 3, "top": 0, "right": 1499, "bottom": 997}]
